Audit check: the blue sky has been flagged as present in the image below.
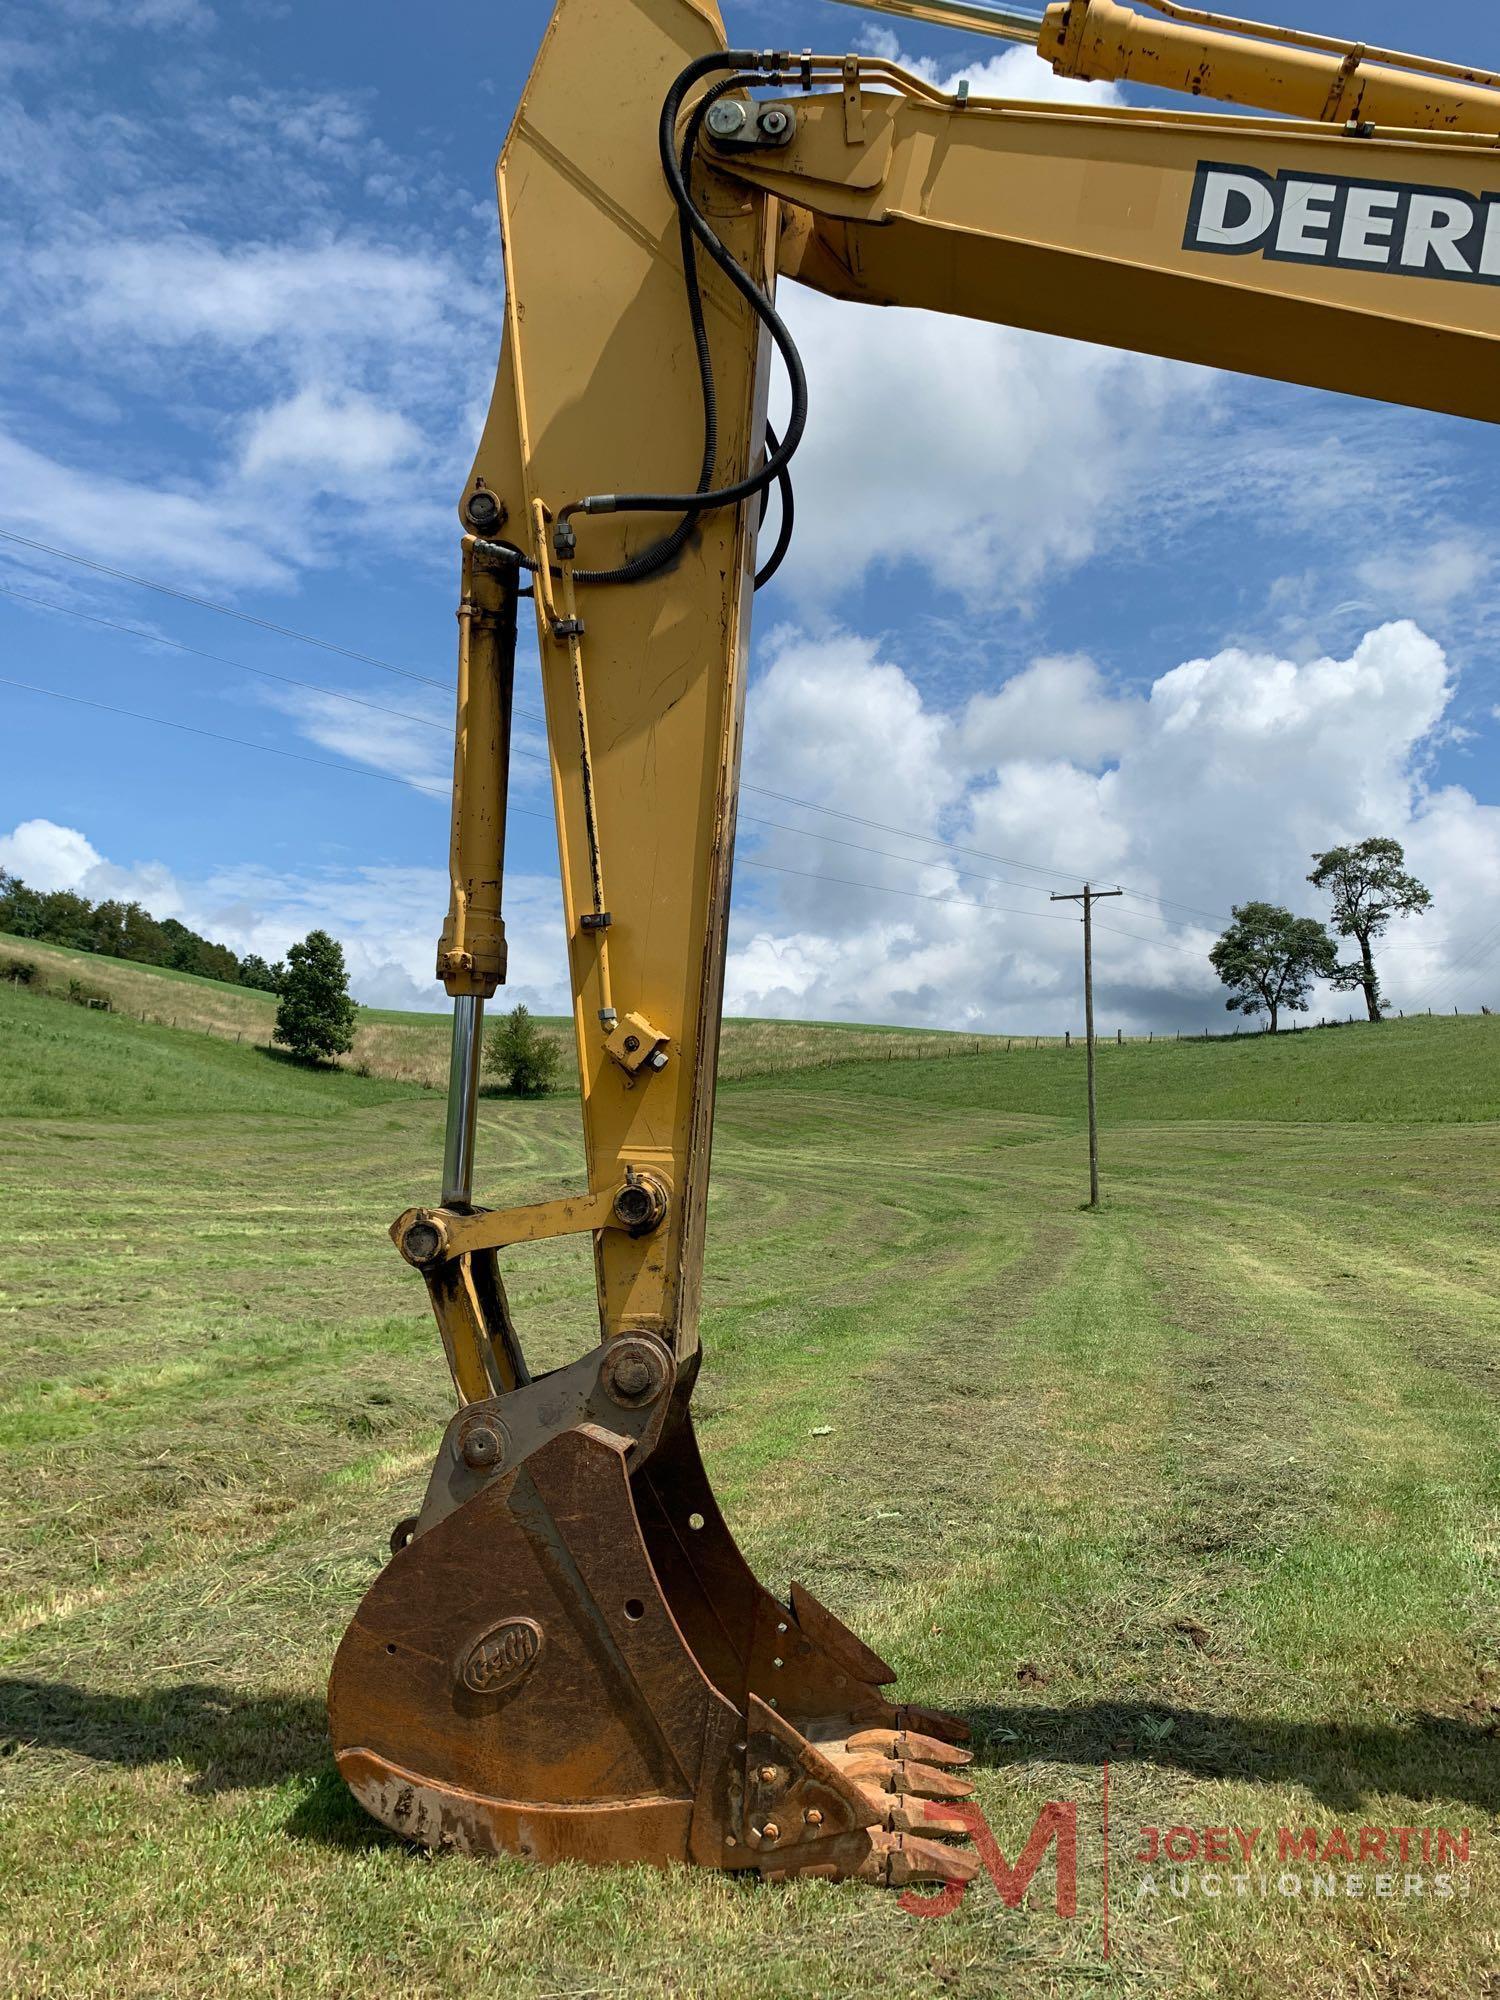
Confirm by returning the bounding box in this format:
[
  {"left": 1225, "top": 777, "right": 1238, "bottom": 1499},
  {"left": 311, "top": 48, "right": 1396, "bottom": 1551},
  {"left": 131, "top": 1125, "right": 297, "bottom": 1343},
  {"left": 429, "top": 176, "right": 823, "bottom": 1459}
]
[{"left": 1, "top": 0, "right": 1497, "bottom": 1029}]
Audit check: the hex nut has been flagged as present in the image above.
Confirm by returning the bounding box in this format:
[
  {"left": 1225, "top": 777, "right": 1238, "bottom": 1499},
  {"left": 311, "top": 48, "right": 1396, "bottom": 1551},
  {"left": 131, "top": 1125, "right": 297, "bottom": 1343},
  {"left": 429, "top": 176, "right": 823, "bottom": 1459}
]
[{"left": 612, "top": 1173, "right": 668, "bottom": 1233}]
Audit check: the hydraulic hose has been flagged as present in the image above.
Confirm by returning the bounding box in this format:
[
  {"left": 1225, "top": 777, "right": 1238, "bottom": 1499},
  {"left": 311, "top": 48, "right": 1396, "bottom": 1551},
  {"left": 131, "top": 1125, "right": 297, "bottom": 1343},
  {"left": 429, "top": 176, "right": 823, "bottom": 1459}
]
[{"left": 558, "top": 50, "right": 809, "bottom": 586}]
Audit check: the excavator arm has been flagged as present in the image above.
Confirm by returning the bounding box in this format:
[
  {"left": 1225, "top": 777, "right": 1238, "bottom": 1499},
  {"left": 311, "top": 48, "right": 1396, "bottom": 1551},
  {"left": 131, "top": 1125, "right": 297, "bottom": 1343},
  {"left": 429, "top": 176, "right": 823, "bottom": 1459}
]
[{"left": 328, "top": 0, "right": 1500, "bottom": 1885}]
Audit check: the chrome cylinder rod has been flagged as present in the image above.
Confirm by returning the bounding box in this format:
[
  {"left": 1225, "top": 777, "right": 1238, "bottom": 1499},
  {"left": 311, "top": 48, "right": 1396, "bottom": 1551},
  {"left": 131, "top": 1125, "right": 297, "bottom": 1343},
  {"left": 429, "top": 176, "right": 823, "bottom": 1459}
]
[
  {"left": 442, "top": 993, "right": 484, "bottom": 1208},
  {"left": 822, "top": 0, "right": 1044, "bottom": 44}
]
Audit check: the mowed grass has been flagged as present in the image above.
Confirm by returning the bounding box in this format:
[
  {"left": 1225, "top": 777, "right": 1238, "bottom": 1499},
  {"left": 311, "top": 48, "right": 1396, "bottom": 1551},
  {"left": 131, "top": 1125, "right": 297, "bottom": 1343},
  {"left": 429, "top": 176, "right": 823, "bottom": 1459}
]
[
  {"left": 0, "top": 1003, "right": 1496, "bottom": 1997},
  {"left": 0, "top": 933, "right": 1006, "bottom": 1091}
]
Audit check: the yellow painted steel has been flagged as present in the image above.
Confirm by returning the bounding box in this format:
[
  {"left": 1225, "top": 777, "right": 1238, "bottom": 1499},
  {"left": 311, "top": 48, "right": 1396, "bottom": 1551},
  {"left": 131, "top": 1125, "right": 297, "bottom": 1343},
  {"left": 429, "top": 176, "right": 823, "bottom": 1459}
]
[
  {"left": 1040, "top": 0, "right": 1500, "bottom": 134},
  {"left": 734, "top": 84, "right": 1500, "bottom": 426},
  {"left": 460, "top": 0, "right": 773, "bottom": 1365},
  {"left": 827, "top": 0, "right": 1500, "bottom": 136},
  {"left": 436, "top": 0, "right": 1500, "bottom": 1388}
]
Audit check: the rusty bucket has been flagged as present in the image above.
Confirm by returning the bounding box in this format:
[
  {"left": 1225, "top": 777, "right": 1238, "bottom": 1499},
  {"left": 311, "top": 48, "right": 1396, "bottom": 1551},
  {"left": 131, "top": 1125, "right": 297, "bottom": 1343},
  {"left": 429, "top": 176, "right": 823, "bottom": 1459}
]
[{"left": 329, "top": 1333, "right": 976, "bottom": 1885}]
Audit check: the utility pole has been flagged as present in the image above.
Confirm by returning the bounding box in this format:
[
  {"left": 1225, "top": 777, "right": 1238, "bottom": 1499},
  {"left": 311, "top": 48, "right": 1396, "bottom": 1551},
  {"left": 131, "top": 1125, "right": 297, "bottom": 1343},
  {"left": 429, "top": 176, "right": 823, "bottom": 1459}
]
[{"left": 1051, "top": 882, "right": 1123, "bottom": 1207}]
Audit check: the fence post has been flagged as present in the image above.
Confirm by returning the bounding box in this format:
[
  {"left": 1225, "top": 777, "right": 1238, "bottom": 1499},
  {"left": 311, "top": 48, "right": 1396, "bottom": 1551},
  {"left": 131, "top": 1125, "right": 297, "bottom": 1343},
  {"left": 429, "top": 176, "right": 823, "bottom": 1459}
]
[
  {"left": 1065, "top": 1029, "right": 1071, "bottom": 1049},
  {"left": 1116, "top": 1028, "right": 1122, "bottom": 1046}
]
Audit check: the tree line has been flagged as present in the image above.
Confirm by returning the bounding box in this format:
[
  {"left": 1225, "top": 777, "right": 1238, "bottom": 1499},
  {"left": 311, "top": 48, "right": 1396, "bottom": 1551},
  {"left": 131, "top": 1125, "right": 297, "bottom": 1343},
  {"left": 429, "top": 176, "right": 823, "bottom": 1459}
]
[
  {"left": 0, "top": 870, "right": 283, "bottom": 993},
  {"left": 1210, "top": 836, "right": 1431, "bottom": 1032}
]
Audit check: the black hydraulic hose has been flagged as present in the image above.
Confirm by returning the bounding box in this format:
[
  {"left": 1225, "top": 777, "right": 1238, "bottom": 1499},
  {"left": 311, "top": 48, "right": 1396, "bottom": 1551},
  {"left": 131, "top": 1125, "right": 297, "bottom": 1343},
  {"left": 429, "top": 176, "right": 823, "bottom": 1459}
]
[
  {"left": 560, "top": 50, "right": 809, "bottom": 574},
  {"left": 567, "top": 68, "right": 754, "bottom": 586},
  {"left": 754, "top": 421, "right": 795, "bottom": 591}
]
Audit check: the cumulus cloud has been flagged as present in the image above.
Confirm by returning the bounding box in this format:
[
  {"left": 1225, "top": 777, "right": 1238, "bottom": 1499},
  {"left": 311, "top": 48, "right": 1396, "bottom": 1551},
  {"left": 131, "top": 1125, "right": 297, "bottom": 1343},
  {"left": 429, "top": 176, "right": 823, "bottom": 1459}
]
[
  {"left": 6, "top": 604, "right": 1495, "bottom": 1031},
  {"left": 726, "top": 618, "right": 1498, "bottom": 1030},
  {"left": 773, "top": 290, "right": 1209, "bottom": 611}
]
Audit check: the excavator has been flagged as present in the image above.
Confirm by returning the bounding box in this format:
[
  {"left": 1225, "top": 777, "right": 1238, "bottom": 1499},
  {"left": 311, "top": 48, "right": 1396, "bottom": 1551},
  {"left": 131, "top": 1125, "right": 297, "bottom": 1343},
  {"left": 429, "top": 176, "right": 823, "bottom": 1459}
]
[{"left": 326, "top": 0, "right": 1500, "bottom": 1889}]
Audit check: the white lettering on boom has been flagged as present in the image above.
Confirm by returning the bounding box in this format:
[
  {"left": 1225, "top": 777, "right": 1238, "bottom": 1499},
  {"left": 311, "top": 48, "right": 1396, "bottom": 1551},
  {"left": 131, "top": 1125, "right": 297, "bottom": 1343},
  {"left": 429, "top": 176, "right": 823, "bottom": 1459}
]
[{"left": 1185, "top": 162, "right": 1500, "bottom": 289}]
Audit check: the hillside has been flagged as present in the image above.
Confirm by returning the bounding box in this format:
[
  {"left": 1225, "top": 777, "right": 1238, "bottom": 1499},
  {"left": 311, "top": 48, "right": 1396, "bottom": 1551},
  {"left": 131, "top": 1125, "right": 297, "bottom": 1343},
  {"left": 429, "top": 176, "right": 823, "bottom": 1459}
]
[
  {"left": 2, "top": 945, "right": 1492, "bottom": 1126},
  {"left": 761, "top": 1010, "right": 1499, "bottom": 1125},
  {"left": 0, "top": 932, "right": 1006, "bottom": 1091}
]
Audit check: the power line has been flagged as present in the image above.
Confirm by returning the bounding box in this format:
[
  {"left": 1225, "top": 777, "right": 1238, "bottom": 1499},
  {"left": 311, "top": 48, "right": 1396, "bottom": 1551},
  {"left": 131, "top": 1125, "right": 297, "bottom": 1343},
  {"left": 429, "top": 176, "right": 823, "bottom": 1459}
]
[
  {"left": 0, "top": 527, "right": 448, "bottom": 690},
  {"left": 1, "top": 674, "right": 1218, "bottom": 956},
  {"left": 0, "top": 585, "right": 1219, "bottom": 940},
  {"left": 738, "top": 854, "right": 1209, "bottom": 955},
  {"left": 0, "top": 530, "right": 1166, "bottom": 904},
  {"left": 0, "top": 529, "right": 1227, "bottom": 934},
  {"left": 0, "top": 585, "right": 447, "bottom": 735},
  {"left": 0, "top": 672, "right": 543, "bottom": 823},
  {"left": 5, "top": 579, "right": 1225, "bottom": 939}
]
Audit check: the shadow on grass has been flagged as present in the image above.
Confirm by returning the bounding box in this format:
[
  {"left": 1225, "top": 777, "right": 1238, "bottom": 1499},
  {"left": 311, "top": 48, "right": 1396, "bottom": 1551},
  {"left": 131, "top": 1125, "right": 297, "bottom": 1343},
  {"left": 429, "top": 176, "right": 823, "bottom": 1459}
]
[
  {"left": 5, "top": 1678, "right": 1494, "bottom": 1830},
  {"left": 257, "top": 1045, "right": 338, "bottom": 1071},
  {"left": 0, "top": 1677, "right": 397, "bottom": 1848},
  {"left": 960, "top": 1698, "right": 1500, "bottom": 1813}
]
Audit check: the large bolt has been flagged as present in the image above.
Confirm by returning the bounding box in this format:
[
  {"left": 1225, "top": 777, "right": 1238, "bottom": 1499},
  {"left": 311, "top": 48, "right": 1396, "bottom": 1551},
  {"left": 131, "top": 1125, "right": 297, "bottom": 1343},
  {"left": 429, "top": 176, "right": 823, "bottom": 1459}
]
[
  {"left": 465, "top": 488, "right": 504, "bottom": 531},
  {"left": 761, "top": 1821, "right": 781, "bottom": 1842},
  {"left": 705, "top": 98, "right": 748, "bottom": 139},
  {"left": 401, "top": 1218, "right": 442, "bottom": 1267},
  {"left": 758, "top": 106, "right": 792, "bottom": 141},
  {"left": 459, "top": 1418, "right": 505, "bottom": 1470},
  {"left": 612, "top": 1174, "right": 668, "bottom": 1234},
  {"left": 600, "top": 1335, "right": 670, "bottom": 1410},
  {"left": 806, "top": 1808, "right": 823, "bottom": 1826},
  {"left": 612, "top": 1355, "right": 653, "bottom": 1400}
]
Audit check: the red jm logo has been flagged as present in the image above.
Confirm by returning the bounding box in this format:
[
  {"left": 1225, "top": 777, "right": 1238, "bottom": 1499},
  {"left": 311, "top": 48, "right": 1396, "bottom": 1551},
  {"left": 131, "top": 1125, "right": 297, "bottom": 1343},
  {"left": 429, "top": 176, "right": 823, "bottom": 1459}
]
[{"left": 899, "top": 1801, "right": 1080, "bottom": 1920}]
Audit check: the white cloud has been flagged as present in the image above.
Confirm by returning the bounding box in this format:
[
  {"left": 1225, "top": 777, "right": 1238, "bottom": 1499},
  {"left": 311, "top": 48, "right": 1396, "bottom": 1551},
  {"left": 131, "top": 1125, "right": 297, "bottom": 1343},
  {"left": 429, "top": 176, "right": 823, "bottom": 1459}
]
[
  {"left": 958, "top": 655, "right": 1137, "bottom": 769},
  {"left": 1355, "top": 534, "right": 1495, "bottom": 623},
  {"left": 0, "top": 818, "right": 106, "bottom": 893},
  {"left": 57, "top": 236, "right": 471, "bottom": 355},
  {"left": 0, "top": 429, "right": 296, "bottom": 590},
  {"left": 240, "top": 386, "right": 422, "bottom": 483},
  {"left": 725, "top": 618, "right": 1497, "bottom": 1030},
  {"left": 260, "top": 686, "right": 449, "bottom": 794},
  {"left": 774, "top": 288, "right": 1210, "bottom": 610},
  {"left": 0, "top": 815, "right": 185, "bottom": 911}
]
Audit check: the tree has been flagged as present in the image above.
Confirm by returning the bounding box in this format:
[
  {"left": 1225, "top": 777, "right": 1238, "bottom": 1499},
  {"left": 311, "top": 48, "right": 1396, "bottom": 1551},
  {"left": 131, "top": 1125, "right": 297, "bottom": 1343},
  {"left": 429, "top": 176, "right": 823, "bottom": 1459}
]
[
  {"left": 1309, "top": 837, "right": 1432, "bottom": 1022},
  {"left": 1209, "top": 901, "right": 1339, "bottom": 1033},
  {"left": 484, "top": 1003, "right": 561, "bottom": 1097},
  {"left": 274, "top": 929, "right": 357, "bottom": 1063},
  {"left": 239, "top": 953, "right": 283, "bottom": 993}
]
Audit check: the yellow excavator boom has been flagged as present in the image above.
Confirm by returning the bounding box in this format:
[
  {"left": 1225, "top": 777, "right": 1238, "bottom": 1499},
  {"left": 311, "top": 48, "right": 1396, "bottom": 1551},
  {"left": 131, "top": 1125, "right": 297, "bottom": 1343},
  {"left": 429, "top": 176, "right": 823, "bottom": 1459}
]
[{"left": 326, "top": 0, "right": 1500, "bottom": 1885}]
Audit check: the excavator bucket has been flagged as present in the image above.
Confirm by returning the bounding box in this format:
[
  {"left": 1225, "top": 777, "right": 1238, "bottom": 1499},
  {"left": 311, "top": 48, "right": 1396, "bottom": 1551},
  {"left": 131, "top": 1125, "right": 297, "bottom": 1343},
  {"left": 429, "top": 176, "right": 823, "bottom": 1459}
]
[{"left": 330, "top": 1342, "right": 976, "bottom": 1884}]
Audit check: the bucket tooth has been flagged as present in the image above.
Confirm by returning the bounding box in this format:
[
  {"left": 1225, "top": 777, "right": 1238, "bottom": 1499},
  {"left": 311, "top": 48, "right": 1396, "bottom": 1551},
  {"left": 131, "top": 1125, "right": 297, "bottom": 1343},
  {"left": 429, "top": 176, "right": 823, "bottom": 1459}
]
[
  {"left": 857, "top": 1830, "right": 982, "bottom": 1889},
  {"left": 845, "top": 1725, "right": 974, "bottom": 1767},
  {"left": 893, "top": 1701, "right": 972, "bottom": 1746},
  {"left": 841, "top": 1755, "right": 976, "bottom": 1802},
  {"left": 879, "top": 1793, "right": 976, "bottom": 1837}
]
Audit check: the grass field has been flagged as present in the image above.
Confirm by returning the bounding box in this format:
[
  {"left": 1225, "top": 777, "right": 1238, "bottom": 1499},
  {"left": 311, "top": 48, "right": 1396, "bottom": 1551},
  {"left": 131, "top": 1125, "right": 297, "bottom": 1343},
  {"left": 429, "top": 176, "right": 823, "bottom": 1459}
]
[{"left": 0, "top": 996, "right": 1496, "bottom": 1997}]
